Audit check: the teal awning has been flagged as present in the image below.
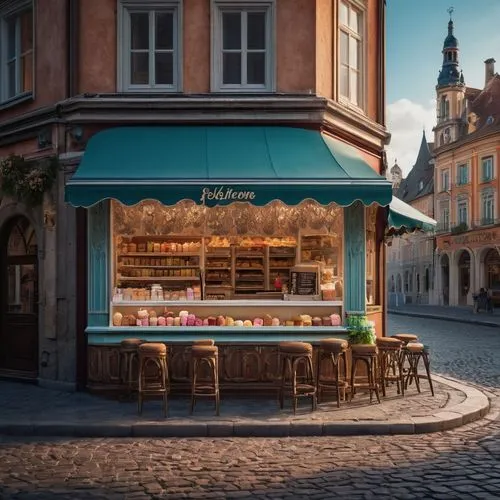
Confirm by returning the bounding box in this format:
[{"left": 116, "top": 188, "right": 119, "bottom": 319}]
[
  {"left": 65, "top": 126, "right": 392, "bottom": 208},
  {"left": 388, "top": 196, "right": 437, "bottom": 233}
]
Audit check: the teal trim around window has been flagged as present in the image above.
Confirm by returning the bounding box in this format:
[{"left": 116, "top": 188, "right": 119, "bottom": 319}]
[
  {"left": 87, "top": 201, "right": 110, "bottom": 327},
  {"left": 65, "top": 126, "right": 392, "bottom": 208},
  {"left": 344, "top": 202, "right": 366, "bottom": 314}
]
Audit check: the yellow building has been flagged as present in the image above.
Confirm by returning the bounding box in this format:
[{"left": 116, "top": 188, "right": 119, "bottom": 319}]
[{"left": 434, "top": 17, "right": 500, "bottom": 306}]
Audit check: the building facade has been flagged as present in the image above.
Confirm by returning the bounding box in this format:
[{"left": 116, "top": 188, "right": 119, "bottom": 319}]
[
  {"left": 387, "top": 133, "right": 435, "bottom": 306},
  {"left": 387, "top": 13, "right": 500, "bottom": 309},
  {"left": 0, "top": 0, "right": 389, "bottom": 389}
]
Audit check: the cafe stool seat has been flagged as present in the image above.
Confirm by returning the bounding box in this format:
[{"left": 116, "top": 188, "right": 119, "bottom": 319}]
[
  {"left": 350, "top": 344, "right": 381, "bottom": 404},
  {"left": 190, "top": 343, "right": 220, "bottom": 416},
  {"left": 278, "top": 342, "right": 317, "bottom": 414},
  {"left": 316, "top": 338, "right": 349, "bottom": 407},
  {"left": 137, "top": 343, "right": 169, "bottom": 417},
  {"left": 120, "top": 338, "right": 144, "bottom": 399},
  {"left": 391, "top": 333, "right": 419, "bottom": 345},
  {"left": 376, "top": 337, "right": 404, "bottom": 397},
  {"left": 403, "top": 342, "right": 435, "bottom": 396}
]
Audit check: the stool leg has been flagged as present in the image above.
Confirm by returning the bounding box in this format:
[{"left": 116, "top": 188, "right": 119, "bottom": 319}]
[
  {"left": 316, "top": 351, "right": 322, "bottom": 404},
  {"left": 380, "top": 351, "right": 387, "bottom": 398},
  {"left": 398, "top": 350, "right": 405, "bottom": 397},
  {"left": 334, "top": 354, "right": 341, "bottom": 408},
  {"left": 137, "top": 358, "right": 143, "bottom": 415},
  {"left": 307, "top": 356, "right": 317, "bottom": 411},
  {"left": 212, "top": 357, "right": 220, "bottom": 416},
  {"left": 190, "top": 358, "right": 198, "bottom": 415},
  {"left": 373, "top": 357, "right": 381, "bottom": 404},
  {"left": 279, "top": 355, "right": 286, "bottom": 409},
  {"left": 161, "top": 357, "right": 168, "bottom": 418},
  {"left": 349, "top": 358, "right": 357, "bottom": 401},
  {"left": 422, "top": 352, "right": 435, "bottom": 397},
  {"left": 292, "top": 358, "right": 298, "bottom": 415},
  {"left": 215, "top": 357, "right": 220, "bottom": 416}
]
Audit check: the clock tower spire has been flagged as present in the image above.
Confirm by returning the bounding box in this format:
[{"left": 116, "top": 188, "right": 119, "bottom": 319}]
[{"left": 434, "top": 7, "right": 466, "bottom": 148}]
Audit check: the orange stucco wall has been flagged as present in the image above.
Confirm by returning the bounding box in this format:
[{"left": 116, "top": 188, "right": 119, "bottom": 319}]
[
  {"left": 78, "top": 0, "right": 117, "bottom": 94},
  {"left": 276, "top": 0, "right": 316, "bottom": 92},
  {"left": 315, "top": 0, "right": 333, "bottom": 99},
  {"left": 365, "top": 0, "right": 380, "bottom": 121},
  {"left": 183, "top": 0, "right": 210, "bottom": 93},
  {"left": 0, "top": 0, "right": 67, "bottom": 122}
]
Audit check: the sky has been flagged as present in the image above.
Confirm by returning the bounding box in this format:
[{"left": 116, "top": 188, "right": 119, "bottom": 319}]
[{"left": 385, "top": 0, "right": 500, "bottom": 176}]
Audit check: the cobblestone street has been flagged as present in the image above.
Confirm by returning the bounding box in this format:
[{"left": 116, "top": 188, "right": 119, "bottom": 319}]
[{"left": 1, "top": 315, "right": 499, "bottom": 499}]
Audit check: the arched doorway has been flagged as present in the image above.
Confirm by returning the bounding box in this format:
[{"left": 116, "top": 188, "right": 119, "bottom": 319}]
[
  {"left": 441, "top": 254, "right": 450, "bottom": 305},
  {"left": 484, "top": 249, "right": 500, "bottom": 290},
  {"left": 0, "top": 216, "right": 39, "bottom": 377},
  {"left": 457, "top": 250, "right": 471, "bottom": 306}
]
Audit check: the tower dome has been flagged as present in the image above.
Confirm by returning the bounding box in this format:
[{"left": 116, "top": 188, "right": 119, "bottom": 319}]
[{"left": 437, "top": 10, "right": 464, "bottom": 88}]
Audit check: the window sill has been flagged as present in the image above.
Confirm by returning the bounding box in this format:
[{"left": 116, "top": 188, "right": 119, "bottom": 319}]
[
  {"left": 338, "top": 97, "right": 366, "bottom": 116},
  {"left": 211, "top": 87, "right": 274, "bottom": 94},
  {"left": 0, "top": 92, "right": 34, "bottom": 111}
]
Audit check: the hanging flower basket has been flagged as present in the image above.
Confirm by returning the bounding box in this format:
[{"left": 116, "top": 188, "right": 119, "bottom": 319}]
[{"left": 0, "top": 155, "right": 58, "bottom": 207}]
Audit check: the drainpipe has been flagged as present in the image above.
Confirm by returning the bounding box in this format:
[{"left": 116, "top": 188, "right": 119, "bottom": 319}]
[{"left": 68, "top": 0, "right": 79, "bottom": 97}]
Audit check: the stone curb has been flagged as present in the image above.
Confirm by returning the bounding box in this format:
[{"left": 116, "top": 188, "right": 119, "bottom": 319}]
[
  {"left": 388, "top": 309, "right": 500, "bottom": 328},
  {"left": 0, "top": 375, "right": 490, "bottom": 438}
]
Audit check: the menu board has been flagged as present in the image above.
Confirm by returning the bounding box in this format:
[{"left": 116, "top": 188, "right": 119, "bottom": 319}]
[{"left": 290, "top": 265, "right": 319, "bottom": 296}]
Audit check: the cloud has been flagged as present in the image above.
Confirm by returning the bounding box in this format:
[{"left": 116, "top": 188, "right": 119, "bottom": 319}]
[{"left": 386, "top": 98, "right": 436, "bottom": 177}]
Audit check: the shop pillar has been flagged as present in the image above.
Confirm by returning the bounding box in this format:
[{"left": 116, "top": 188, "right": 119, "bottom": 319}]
[
  {"left": 87, "top": 201, "right": 109, "bottom": 326},
  {"left": 343, "top": 202, "right": 366, "bottom": 315}
]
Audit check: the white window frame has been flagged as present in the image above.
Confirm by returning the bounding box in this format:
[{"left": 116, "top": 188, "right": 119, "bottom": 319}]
[
  {"left": 0, "top": 0, "right": 34, "bottom": 105},
  {"left": 441, "top": 169, "right": 450, "bottom": 192},
  {"left": 456, "top": 163, "right": 469, "bottom": 186},
  {"left": 457, "top": 199, "right": 468, "bottom": 226},
  {"left": 481, "top": 190, "right": 495, "bottom": 225},
  {"left": 338, "top": 0, "right": 366, "bottom": 111},
  {"left": 481, "top": 156, "right": 494, "bottom": 182},
  {"left": 440, "top": 203, "right": 450, "bottom": 231},
  {"left": 117, "top": 0, "right": 182, "bottom": 92},
  {"left": 211, "top": 0, "right": 275, "bottom": 93}
]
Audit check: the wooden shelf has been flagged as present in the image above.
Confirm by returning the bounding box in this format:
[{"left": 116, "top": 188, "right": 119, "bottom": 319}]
[
  {"left": 120, "top": 265, "right": 199, "bottom": 269},
  {"left": 118, "top": 276, "right": 200, "bottom": 282},
  {"left": 118, "top": 252, "right": 201, "bottom": 258}
]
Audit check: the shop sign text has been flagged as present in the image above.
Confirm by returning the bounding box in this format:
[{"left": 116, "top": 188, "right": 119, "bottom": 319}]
[
  {"left": 453, "top": 231, "right": 498, "bottom": 245},
  {"left": 200, "top": 186, "right": 256, "bottom": 203}
]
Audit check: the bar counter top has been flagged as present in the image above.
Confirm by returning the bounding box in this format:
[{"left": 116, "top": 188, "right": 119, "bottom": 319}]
[{"left": 86, "top": 326, "right": 348, "bottom": 345}]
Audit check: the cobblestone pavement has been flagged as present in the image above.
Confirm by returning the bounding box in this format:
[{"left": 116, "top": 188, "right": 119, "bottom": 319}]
[{"left": 0, "top": 315, "right": 499, "bottom": 499}]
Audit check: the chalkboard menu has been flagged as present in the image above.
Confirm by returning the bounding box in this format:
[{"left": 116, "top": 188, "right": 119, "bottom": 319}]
[{"left": 290, "top": 266, "right": 319, "bottom": 296}]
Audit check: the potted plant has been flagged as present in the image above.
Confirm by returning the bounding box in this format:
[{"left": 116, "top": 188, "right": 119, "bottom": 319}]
[{"left": 346, "top": 313, "right": 376, "bottom": 345}]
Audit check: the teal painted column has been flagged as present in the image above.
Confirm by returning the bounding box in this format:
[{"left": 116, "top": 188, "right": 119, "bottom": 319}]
[
  {"left": 87, "top": 201, "right": 109, "bottom": 326},
  {"left": 344, "top": 202, "right": 366, "bottom": 315}
]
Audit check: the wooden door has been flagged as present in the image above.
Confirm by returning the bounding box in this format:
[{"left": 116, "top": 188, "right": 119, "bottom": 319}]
[{"left": 0, "top": 216, "right": 39, "bottom": 376}]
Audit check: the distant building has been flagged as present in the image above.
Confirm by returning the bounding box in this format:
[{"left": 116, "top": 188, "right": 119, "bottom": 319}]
[
  {"left": 387, "top": 132, "right": 435, "bottom": 306},
  {"left": 433, "top": 17, "right": 500, "bottom": 306},
  {"left": 388, "top": 12, "right": 500, "bottom": 308}
]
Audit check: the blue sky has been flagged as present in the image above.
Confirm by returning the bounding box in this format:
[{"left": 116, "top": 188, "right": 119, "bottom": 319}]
[{"left": 385, "top": 0, "right": 500, "bottom": 175}]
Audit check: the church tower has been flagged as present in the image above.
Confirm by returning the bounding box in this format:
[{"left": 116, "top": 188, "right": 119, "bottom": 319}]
[{"left": 434, "top": 8, "right": 466, "bottom": 148}]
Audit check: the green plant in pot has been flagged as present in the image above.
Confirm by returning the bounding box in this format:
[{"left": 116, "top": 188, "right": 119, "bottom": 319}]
[{"left": 346, "top": 313, "right": 376, "bottom": 345}]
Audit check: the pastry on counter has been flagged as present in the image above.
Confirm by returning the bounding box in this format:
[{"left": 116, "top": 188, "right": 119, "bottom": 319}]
[
  {"left": 112, "top": 312, "right": 123, "bottom": 327},
  {"left": 263, "top": 314, "right": 273, "bottom": 326},
  {"left": 226, "top": 316, "right": 235, "bottom": 326},
  {"left": 293, "top": 316, "right": 303, "bottom": 327},
  {"left": 158, "top": 316, "right": 166, "bottom": 326},
  {"left": 234, "top": 320, "right": 244, "bottom": 327},
  {"left": 322, "top": 316, "right": 331, "bottom": 326},
  {"left": 272, "top": 317, "right": 280, "bottom": 326},
  {"left": 253, "top": 318, "right": 263, "bottom": 327},
  {"left": 312, "top": 317, "right": 322, "bottom": 327},
  {"left": 243, "top": 320, "right": 253, "bottom": 327}
]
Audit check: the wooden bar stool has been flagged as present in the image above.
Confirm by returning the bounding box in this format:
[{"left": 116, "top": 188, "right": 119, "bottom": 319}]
[
  {"left": 376, "top": 337, "right": 404, "bottom": 397},
  {"left": 350, "top": 344, "right": 380, "bottom": 404},
  {"left": 316, "top": 338, "right": 349, "bottom": 407},
  {"left": 403, "top": 342, "right": 435, "bottom": 396},
  {"left": 137, "top": 343, "right": 169, "bottom": 417},
  {"left": 190, "top": 343, "right": 220, "bottom": 416},
  {"left": 278, "top": 341, "right": 317, "bottom": 414},
  {"left": 391, "top": 333, "right": 419, "bottom": 345},
  {"left": 120, "top": 338, "right": 144, "bottom": 399}
]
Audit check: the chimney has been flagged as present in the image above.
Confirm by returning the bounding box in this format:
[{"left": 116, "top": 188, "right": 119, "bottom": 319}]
[{"left": 485, "top": 58, "right": 496, "bottom": 85}]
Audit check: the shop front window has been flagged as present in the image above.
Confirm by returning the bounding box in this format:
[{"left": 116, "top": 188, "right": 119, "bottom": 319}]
[{"left": 110, "top": 199, "right": 345, "bottom": 305}]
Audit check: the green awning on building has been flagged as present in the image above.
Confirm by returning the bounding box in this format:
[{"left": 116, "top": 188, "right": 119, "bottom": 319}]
[
  {"left": 65, "top": 126, "right": 393, "bottom": 208},
  {"left": 388, "top": 196, "right": 437, "bottom": 233}
]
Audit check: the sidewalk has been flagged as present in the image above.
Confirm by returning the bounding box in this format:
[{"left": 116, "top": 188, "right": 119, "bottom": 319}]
[
  {"left": 389, "top": 304, "right": 500, "bottom": 327},
  {"left": 0, "top": 375, "right": 490, "bottom": 438}
]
